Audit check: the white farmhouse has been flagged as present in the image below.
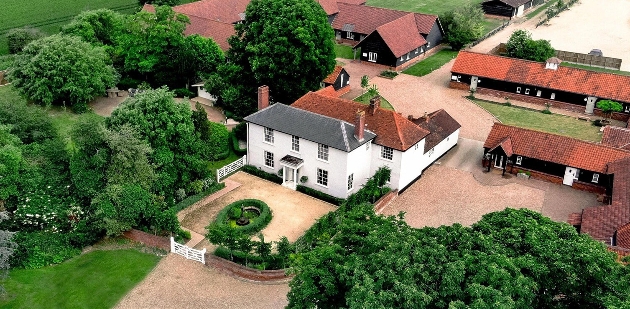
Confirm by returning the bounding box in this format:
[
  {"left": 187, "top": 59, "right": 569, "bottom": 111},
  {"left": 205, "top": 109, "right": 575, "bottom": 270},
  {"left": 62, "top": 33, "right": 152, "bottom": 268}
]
[{"left": 244, "top": 86, "right": 461, "bottom": 199}]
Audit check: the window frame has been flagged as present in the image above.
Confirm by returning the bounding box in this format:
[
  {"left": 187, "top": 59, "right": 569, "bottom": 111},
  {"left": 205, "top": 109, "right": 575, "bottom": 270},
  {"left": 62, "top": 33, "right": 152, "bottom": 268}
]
[
  {"left": 347, "top": 173, "right": 354, "bottom": 191},
  {"left": 516, "top": 156, "right": 522, "bottom": 165},
  {"left": 381, "top": 146, "right": 394, "bottom": 161},
  {"left": 525, "top": 88, "right": 530, "bottom": 95},
  {"left": 317, "top": 143, "right": 329, "bottom": 161},
  {"left": 264, "top": 151, "right": 274, "bottom": 168},
  {"left": 536, "top": 90, "right": 542, "bottom": 97},
  {"left": 551, "top": 93, "right": 556, "bottom": 100},
  {"left": 592, "top": 173, "right": 599, "bottom": 183},
  {"left": 291, "top": 135, "right": 300, "bottom": 152},
  {"left": 264, "top": 127, "right": 274, "bottom": 144},
  {"left": 346, "top": 31, "right": 354, "bottom": 39},
  {"left": 516, "top": 87, "right": 521, "bottom": 93},
  {"left": 317, "top": 168, "right": 329, "bottom": 187}
]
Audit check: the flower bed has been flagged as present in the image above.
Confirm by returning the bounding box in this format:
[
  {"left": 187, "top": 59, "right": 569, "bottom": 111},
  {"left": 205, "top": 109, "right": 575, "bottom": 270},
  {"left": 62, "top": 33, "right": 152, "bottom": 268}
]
[{"left": 213, "top": 199, "right": 272, "bottom": 235}]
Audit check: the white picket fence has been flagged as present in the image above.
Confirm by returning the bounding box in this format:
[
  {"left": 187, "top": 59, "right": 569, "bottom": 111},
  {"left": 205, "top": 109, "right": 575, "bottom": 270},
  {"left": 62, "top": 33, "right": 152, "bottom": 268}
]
[
  {"left": 216, "top": 155, "right": 247, "bottom": 183},
  {"left": 170, "top": 237, "right": 206, "bottom": 264}
]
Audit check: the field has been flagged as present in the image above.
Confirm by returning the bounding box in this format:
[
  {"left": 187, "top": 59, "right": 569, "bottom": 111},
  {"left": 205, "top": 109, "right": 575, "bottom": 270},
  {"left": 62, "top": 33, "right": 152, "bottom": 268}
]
[
  {"left": 0, "top": 0, "right": 140, "bottom": 54},
  {"left": 366, "top": 0, "right": 483, "bottom": 16},
  {"left": 403, "top": 49, "right": 458, "bottom": 77},
  {"left": 561, "top": 62, "right": 630, "bottom": 77},
  {"left": 0, "top": 249, "right": 161, "bottom": 309},
  {"left": 354, "top": 92, "right": 394, "bottom": 111},
  {"left": 473, "top": 99, "right": 602, "bottom": 142}
]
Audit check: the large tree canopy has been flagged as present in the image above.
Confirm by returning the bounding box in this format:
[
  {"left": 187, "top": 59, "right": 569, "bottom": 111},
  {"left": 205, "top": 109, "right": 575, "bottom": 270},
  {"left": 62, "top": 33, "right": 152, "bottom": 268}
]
[
  {"left": 8, "top": 34, "right": 118, "bottom": 108},
  {"left": 288, "top": 207, "right": 630, "bottom": 308},
  {"left": 207, "top": 0, "right": 336, "bottom": 116},
  {"left": 61, "top": 9, "right": 126, "bottom": 47},
  {"left": 106, "top": 87, "right": 210, "bottom": 197},
  {"left": 506, "top": 30, "right": 555, "bottom": 62},
  {"left": 440, "top": 4, "right": 485, "bottom": 50}
]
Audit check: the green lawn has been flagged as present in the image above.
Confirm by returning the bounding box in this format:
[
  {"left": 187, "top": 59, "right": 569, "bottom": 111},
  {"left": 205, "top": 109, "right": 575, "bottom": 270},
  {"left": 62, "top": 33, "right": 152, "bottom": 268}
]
[
  {"left": 0, "top": 249, "right": 161, "bottom": 309},
  {"left": 473, "top": 99, "right": 602, "bottom": 142},
  {"left": 354, "top": 93, "right": 395, "bottom": 111},
  {"left": 208, "top": 146, "right": 242, "bottom": 174},
  {"left": 526, "top": 0, "right": 558, "bottom": 19},
  {"left": 560, "top": 62, "right": 630, "bottom": 76},
  {"left": 334, "top": 43, "right": 356, "bottom": 59},
  {"left": 366, "top": 0, "right": 483, "bottom": 16},
  {"left": 403, "top": 49, "right": 458, "bottom": 77},
  {"left": 0, "top": 0, "right": 140, "bottom": 55}
]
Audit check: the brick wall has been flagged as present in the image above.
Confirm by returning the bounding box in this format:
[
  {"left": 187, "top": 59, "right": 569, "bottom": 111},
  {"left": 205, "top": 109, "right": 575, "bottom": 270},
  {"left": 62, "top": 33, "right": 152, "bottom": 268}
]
[
  {"left": 474, "top": 87, "right": 630, "bottom": 122},
  {"left": 336, "top": 38, "right": 359, "bottom": 47},
  {"left": 205, "top": 254, "right": 292, "bottom": 282},
  {"left": 449, "top": 80, "right": 470, "bottom": 91},
  {"left": 373, "top": 189, "right": 398, "bottom": 213},
  {"left": 507, "top": 167, "right": 606, "bottom": 194},
  {"left": 336, "top": 85, "right": 351, "bottom": 97},
  {"left": 123, "top": 229, "right": 170, "bottom": 251},
  {"left": 607, "top": 245, "right": 630, "bottom": 262},
  {"left": 572, "top": 181, "right": 607, "bottom": 195}
]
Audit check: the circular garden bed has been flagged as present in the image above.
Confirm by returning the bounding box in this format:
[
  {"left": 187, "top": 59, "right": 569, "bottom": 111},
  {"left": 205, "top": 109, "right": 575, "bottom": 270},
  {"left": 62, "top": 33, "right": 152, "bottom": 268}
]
[{"left": 214, "top": 199, "right": 272, "bottom": 235}]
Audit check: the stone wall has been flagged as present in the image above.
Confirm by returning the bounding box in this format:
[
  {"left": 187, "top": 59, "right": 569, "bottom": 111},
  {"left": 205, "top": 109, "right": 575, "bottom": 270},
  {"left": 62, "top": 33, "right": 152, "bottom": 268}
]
[
  {"left": 205, "top": 254, "right": 292, "bottom": 282},
  {"left": 373, "top": 189, "right": 399, "bottom": 214}
]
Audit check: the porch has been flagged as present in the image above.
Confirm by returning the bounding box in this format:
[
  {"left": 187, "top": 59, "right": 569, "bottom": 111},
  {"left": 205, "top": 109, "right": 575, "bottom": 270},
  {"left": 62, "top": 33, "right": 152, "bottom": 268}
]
[{"left": 279, "top": 155, "right": 304, "bottom": 191}]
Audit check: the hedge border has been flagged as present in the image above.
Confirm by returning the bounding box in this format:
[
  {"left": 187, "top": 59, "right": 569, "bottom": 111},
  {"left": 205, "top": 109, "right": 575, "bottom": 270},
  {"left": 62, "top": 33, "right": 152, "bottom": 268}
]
[
  {"left": 230, "top": 132, "right": 247, "bottom": 156},
  {"left": 171, "top": 182, "right": 226, "bottom": 213},
  {"left": 214, "top": 199, "right": 272, "bottom": 235},
  {"left": 296, "top": 185, "right": 344, "bottom": 206},
  {"left": 242, "top": 165, "right": 282, "bottom": 184}
]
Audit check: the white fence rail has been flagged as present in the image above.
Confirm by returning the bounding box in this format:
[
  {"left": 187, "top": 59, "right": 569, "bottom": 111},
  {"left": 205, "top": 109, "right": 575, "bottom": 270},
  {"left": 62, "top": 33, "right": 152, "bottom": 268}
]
[
  {"left": 170, "top": 237, "right": 206, "bottom": 264},
  {"left": 216, "top": 155, "right": 247, "bottom": 183}
]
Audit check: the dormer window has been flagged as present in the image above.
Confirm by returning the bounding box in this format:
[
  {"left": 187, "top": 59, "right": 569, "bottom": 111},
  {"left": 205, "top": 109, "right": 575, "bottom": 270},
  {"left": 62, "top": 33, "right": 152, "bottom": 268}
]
[{"left": 545, "top": 57, "right": 562, "bottom": 70}]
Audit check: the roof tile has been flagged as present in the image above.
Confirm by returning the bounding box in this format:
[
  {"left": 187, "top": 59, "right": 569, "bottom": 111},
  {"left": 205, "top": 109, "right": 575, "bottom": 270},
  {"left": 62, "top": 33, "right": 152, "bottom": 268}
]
[
  {"left": 332, "top": 3, "right": 437, "bottom": 35},
  {"left": 412, "top": 109, "right": 461, "bottom": 153},
  {"left": 452, "top": 51, "right": 630, "bottom": 103},
  {"left": 375, "top": 14, "right": 427, "bottom": 58},
  {"left": 601, "top": 126, "right": 630, "bottom": 150}
]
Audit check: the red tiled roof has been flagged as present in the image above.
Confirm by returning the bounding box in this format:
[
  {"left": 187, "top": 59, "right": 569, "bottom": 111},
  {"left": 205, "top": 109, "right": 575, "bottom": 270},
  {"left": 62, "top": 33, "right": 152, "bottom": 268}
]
[
  {"left": 184, "top": 15, "right": 234, "bottom": 51},
  {"left": 412, "top": 109, "right": 461, "bottom": 153},
  {"left": 374, "top": 14, "right": 427, "bottom": 58},
  {"left": 317, "top": 0, "right": 339, "bottom": 15},
  {"left": 323, "top": 66, "right": 343, "bottom": 84},
  {"left": 172, "top": 0, "right": 250, "bottom": 24},
  {"left": 576, "top": 157, "right": 630, "bottom": 246},
  {"left": 292, "top": 92, "right": 429, "bottom": 151},
  {"left": 316, "top": 85, "right": 343, "bottom": 98},
  {"left": 601, "top": 126, "right": 630, "bottom": 150},
  {"left": 484, "top": 123, "right": 630, "bottom": 173},
  {"left": 332, "top": 3, "right": 437, "bottom": 35},
  {"left": 142, "top": 3, "right": 155, "bottom": 13},
  {"left": 451, "top": 51, "right": 630, "bottom": 104},
  {"left": 488, "top": 137, "right": 514, "bottom": 157},
  {"left": 617, "top": 222, "right": 630, "bottom": 248}
]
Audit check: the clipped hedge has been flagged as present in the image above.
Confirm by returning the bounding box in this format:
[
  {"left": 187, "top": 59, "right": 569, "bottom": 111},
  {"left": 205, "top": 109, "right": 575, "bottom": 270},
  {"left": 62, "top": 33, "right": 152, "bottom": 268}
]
[
  {"left": 230, "top": 132, "right": 247, "bottom": 156},
  {"left": 296, "top": 185, "right": 344, "bottom": 206},
  {"left": 214, "top": 246, "right": 285, "bottom": 270},
  {"left": 171, "top": 182, "right": 226, "bottom": 213},
  {"left": 242, "top": 165, "right": 282, "bottom": 184},
  {"left": 214, "top": 199, "right": 272, "bottom": 235}
]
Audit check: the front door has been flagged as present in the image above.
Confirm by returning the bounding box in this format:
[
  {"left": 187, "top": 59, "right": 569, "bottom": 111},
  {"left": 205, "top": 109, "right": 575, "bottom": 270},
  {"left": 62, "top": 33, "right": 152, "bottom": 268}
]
[
  {"left": 563, "top": 167, "right": 579, "bottom": 186},
  {"left": 470, "top": 76, "right": 478, "bottom": 91},
  {"left": 494, "top": 155, "right": 504, "bottom": 168},
  {"left": 585, "top": 96, "right": 597, "bottom": 114}
]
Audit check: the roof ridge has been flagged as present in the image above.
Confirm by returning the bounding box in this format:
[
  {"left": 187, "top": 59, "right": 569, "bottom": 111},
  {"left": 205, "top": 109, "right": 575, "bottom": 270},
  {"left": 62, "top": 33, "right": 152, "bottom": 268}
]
[{"left": 340, "top": 121, "right": 350, "bottom": 151}]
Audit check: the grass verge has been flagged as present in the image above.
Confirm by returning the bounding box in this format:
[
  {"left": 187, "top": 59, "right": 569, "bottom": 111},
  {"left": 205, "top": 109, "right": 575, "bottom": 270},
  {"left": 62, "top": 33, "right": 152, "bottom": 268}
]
[
  {"left": 560, "top": 62, "right": 630, "bottom": 76},
  {"left": 403, "top": 49, "right": 458, "bottom": 77},
  {"left": 471, "top": 98, "right": 602, "bottom": 142},
  {"left": 0, "top": 249, "right": 161, "bottom": 309},
  {"left": 526, "top": 0, "right": 558, "bottom": 19},
  {"left": 353, "top": 93, "right": 395, "bottom": 111},
  {"left": 334, "top": 43, "right": 355, "bottom": 59}
]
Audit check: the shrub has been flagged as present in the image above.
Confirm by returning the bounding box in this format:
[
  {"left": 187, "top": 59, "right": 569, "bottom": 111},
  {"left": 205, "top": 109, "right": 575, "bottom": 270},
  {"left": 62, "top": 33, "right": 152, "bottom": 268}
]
[
  {"left": 170, "top": 182, "right": 225, "bottom": 213},
  {"left": 232, "top": 122, "right": 247, "bottom": 141},
  {"left": 10, "top": 231, "right": 81, "bottom": 268},
  {"left": 228, "top": 206, "right": 242, "bottom": 220},
  {"left": 187, "top": 180, "right": 204, "bottom": 195},
  {"left": 379, "top": 70, "right": 398, "bottom": 78},
  {"left": 214, "top": 246, "right": 285, "bottom": 270},
  {"left": 242, "top": 165, "right": 283, "bottom": 184},
  {"left": 175, "top": 228, "right": 191, "bottom": 243},
  {"left": 118, "top": 77, "right": 141, "bottom": 90},
  {"left": 541, "top": 109, "right": 552, "bottom": 114},
  {"left": 300, "top": 176, "right": 308, "bottom": 184},
  {"left": 173, "top": 88, "right": 195, "bottom": 98},
  {"left": 207, "top": 122, "right": 230, "bottom": 160},
  {"left": 6, "top": 27, "right": 45, "bottom": 54},
  {"left": 175, "top": 188, "right": 187, "bottom": 202},
  {"left": 213, "top": 199, "right": 272, "bottom": 235},
  {"left": 592, "top": 119, "right": 604, "bottom": 127},
  {"left": 71, "top": 102, "right": 90, "bottom": 114},
  {"left": 230, "top": 132, "right": 247, "bottom": 156},
  {"left": 296, "top": 185, "right": 344, "bottom": 206}
]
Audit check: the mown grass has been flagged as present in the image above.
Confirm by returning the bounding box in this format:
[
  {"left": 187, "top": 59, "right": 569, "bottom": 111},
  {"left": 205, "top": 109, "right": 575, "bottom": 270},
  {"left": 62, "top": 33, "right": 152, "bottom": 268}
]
[
  {"left": 561, "top": 62, "right": 630, "bottom": 76},
  {"left": 208, "top": 145, "right": 242, "bottom": 175},
  {"left": 403, "top": 49, "right": 458, "bottom": 77},
  {"left": 334, "top": 43, "right": 355, "bottom": 59},
  {"left": 472, "top": 99, "right": 602, "bottom": 142},
  {"left": 0, "top": 249, "right": 161, "bottom": 309},
  {"left": 366, "top": 0, "right": 484, "bottom": 16},
  {"left": 526, "top": 0, "right": 558, "bottom": 19},
  {"left": 0, "top": 0, "right": 140, "bottom": 55},
  {"left": 354, "top": 93, "right": 395, "bottom": 111}
]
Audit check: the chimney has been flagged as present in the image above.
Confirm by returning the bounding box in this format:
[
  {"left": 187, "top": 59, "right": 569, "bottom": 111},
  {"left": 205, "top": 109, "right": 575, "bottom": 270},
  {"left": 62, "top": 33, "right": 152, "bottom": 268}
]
[
  {"left": 258, "top": 85, "right": 269, "bottom": 110},
  {"left": 407, "top": 115, "right": 414, "bottom": 121},
  {"left": 369, "top": 96, "right": 381, "bottom": 115},
  {"left": 424, "top": 111, "right": 429, "bottom": 122},
  {"left": 354, "top": 110, "right": 366, "bottom": 142},
  {"left": 545, "top": 57, "right": 562, "bottom": 70}
]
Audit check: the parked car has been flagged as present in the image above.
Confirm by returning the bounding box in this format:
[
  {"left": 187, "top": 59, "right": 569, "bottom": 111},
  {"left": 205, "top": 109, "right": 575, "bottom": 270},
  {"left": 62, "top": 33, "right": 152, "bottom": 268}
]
[{"left": 588, "top": 49, "right": 603, "bottom": 57}]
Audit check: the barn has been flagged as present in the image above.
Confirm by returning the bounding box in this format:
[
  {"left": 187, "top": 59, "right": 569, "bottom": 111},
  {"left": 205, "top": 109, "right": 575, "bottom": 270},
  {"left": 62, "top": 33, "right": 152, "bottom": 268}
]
[{"left": 481, "top": 0, "right": 544, "bottom": 18}]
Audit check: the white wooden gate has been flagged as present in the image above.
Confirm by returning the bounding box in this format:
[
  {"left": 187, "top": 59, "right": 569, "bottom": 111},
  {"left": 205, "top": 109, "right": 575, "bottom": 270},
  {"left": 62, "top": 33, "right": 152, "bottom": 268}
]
[
  {"left": 170, "top": 237, "right": 206, "bottom": 264},
  {"left": 216, "top": 155, "right": 247, "bottom": 182}
]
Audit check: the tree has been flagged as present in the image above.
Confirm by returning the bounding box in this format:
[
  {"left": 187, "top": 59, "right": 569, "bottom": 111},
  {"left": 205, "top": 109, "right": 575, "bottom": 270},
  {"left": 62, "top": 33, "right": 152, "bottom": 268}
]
[
  {"left": 117, "top": 6, "right": 189, "bottom": 80},
  {"left": 104, "top": 125, "right": 155, "bottom": 190},
  {"left": 440, "top": 4, "right": 485, "bottom": 50},
  {"left": 506, "top": 30, "right": 555, "bottom": 62},
  {"left": 6, "top": 27, "right": 45, "bottom": 54},
  {"left": 61, "top": 9, "right": 125, "bottom": 47},
  {"left": 287, "top": 207, "right": 630, "bottom": 308},
  {"left": 0, "top": 126, "right": 26, "bottom": 206},
  {"left": 174, "top": 35, "right": 224, "bottom": 88},
  {"left": 8, "top": 34, "right": 118, "bottom": 108},
  {"left": 106, "top": 87, "right": 210, "bottom": 198},
  {"left": 0, "top": 212, "right": 16, "bottom": 295},
  {"left": 596, "top": 100, "right": 623, "bottom": 122},
  {"left": 360, "top": 75, "right": 369, "bottom": 94},
  {"left": 207, "top": 0, "right": 336, "bottom": 116}
]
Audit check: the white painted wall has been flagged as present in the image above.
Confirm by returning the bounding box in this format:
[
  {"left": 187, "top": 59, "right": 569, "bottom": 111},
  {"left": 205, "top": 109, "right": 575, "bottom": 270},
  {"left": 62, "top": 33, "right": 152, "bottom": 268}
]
[
  {"left": 398, "top": 139, "right": 426, "bottom": 190},
  {"left": 346, "top": 141, "right": 374, "bottom": 195},
  {"left": 193, "top": 85, "right": 216, "bottom": 101},
  {"left": 369, "top": 144, "right": 402, "bottom": 191},
  {"left": 247, "top": 123, "right": 359, "bottom": 198}
]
